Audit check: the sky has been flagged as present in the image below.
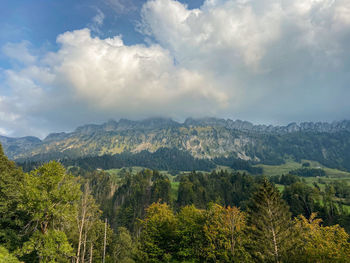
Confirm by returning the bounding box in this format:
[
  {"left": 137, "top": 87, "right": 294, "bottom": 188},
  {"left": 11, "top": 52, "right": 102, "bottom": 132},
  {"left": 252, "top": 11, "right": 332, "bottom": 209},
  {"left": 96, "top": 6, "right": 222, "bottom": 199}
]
[{"left": 1, "top": 0, "right": 350, "bottom": 138}]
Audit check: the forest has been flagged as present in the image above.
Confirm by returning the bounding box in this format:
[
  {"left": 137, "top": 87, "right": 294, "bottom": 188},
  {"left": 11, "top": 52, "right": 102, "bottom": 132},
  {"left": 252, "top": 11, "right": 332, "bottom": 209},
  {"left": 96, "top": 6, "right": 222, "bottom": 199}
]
[
  {"left": 1, "top": 143, "right": 350, "bottom": 262},
  {"left": 19, "top": 148, "right": 261, "bottom": 175}
]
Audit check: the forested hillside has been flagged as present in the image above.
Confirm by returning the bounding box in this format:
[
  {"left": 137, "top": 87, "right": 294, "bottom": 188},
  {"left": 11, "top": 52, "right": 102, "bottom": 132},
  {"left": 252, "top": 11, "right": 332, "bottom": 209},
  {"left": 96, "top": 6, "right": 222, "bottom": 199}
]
[
  {"left": 19, "top": 148, "right": 263, "bottom": 175},
  {"left": 2, "top": 118, "right": 350, "bottom": 172},
  {"left": 3, "top": 0, "right": 350, "bottom": 261},
  {"left": 2, "top": 142, "right": 350, "bottom": 262}
]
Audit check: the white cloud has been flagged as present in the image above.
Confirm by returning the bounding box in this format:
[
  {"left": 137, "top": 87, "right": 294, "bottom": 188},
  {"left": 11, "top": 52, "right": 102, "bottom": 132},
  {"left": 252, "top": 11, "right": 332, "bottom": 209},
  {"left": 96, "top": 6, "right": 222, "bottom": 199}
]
[
  {"left": 1, "top": 0, "right": 350, "bottom": 137},
  {"left": 140, "top": 0, "right": 350, "bottom": 69},
  {"left": 140, "top": 0, "right": 350, "bottom": 121},
  {"left": 141, "top": 0, "right": 283, "bottom": 68},
  {"left": 2, "top": 41, "right": 37, "bottom": 64},
  {"left": 93, "top": 9, "right": 105, "bottom": 26},
  {"left": 89, "top": 9, "right": 105, "bottom": 34},
  {"left": 0, "top": 28, "right": 227, "bottom": 137}
]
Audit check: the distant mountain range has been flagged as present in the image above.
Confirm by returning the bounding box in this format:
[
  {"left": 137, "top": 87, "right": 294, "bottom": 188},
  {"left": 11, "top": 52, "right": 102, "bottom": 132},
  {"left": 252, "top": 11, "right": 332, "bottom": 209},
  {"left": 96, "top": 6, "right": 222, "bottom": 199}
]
[{"left": 1, "top": 117, "right": 350, "bottom": 171}]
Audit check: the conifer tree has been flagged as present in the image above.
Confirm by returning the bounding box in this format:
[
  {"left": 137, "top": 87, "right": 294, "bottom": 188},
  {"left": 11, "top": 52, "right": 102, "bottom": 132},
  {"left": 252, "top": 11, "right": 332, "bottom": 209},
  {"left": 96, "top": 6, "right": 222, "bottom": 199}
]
[{"left": 246, "top": 179, "right": 295, "bottom": 263}]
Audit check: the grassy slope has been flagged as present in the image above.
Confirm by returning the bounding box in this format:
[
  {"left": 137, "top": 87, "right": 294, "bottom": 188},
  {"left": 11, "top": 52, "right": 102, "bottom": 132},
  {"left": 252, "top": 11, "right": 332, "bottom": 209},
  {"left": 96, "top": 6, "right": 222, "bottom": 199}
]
[
  {"left": 105, "top": 160, "right": 350, "bottom": 207},
  {"left": 255, "top": 159, "right": 350, "bottom": 178},
  {"left": 256, "top": 160, "right": 350, "bottom": 203}
]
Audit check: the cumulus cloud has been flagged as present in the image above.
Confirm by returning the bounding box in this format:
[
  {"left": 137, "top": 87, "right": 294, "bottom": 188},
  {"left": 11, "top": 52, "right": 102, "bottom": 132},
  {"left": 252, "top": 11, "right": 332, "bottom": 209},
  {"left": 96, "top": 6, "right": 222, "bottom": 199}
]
[
  {"left": 1, "top": 0, "right": 350, "bottom": 137},
  {"left": 141, "top": 0, "right": 350, "bottom": 68},
  {"left": 0, "top": 28, "right": 227, "bottom": 137},
  {"left": 140, "top": 0, "right": 350, "bottom": 121}
]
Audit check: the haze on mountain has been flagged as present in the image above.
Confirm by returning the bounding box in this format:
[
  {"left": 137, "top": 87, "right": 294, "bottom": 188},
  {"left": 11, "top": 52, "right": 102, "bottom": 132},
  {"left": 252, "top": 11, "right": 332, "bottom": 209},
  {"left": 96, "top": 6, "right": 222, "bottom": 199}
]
[
  {"left": 1, "top": 0, "right": 350, "bottom": 138},
  {"left": 1, "top": 117, "right": 350, "bottom": 174}
]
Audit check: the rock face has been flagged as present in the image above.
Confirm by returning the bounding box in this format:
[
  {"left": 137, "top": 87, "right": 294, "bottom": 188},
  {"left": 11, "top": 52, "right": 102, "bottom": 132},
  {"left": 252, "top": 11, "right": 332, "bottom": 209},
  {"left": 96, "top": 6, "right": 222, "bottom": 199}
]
[
  {"left": 1, "top": 118, "right": 350, "bottom": 170},
  {"left": 0, "top": 136, "right": 42, "bottom": 159}
]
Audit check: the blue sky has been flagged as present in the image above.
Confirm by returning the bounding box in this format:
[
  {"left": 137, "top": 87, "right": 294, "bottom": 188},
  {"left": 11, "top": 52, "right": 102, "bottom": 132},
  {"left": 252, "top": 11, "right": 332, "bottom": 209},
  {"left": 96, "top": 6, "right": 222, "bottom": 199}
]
[
  {"left": 0, "top": 0, "right": 203, "bottom": 50},
  {"left": 1, "top": 0, "right": 350, "bottom": 137}
]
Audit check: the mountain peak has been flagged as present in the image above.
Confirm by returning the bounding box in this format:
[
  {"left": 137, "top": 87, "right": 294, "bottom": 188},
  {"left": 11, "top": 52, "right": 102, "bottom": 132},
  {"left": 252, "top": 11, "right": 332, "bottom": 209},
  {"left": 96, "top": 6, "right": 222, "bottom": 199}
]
[{"left": 2, "top": 118, "right": 350, "bottom": 162}]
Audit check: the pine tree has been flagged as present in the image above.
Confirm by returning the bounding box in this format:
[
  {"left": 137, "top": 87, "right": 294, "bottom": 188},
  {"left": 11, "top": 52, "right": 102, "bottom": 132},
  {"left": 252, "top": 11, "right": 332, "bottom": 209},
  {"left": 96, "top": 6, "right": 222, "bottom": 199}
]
[{"left": 246, "top": 179, "right": 295, "bottom": 263}]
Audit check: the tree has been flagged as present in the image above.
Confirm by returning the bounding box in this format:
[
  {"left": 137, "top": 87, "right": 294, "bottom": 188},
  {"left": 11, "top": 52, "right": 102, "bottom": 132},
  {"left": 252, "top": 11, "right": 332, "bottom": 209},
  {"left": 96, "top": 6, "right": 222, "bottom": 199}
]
[
  {"left": 19, "top": 230, "right": 74, "bottom": 263},
  {"left": 302, "top": 162, "right": 310, "bottom": 168},
  {"left": 150, "top": 171, "right": 171, "bottom": 204},
  {"left": 139, "top": 203, "right": 177, "bottom": 262},
  {"left": 75, "top": 183, "right": 101, "bottom": 263},
  {"left": 113, "top": 227, "right": 136, "bottom": 263},
  {"left": 293, "top": 213, "right": 350, "bottom": 262},
  {"left": 0, "top": 246, "right": 20, "bottom": 263},
  {"left": 246, "top": 179, "right": 296, "bottom": 263},
  {"left": 203, "top": 204, "right": 250, "bottom": 262},
  {"left": 84, "top": 219, "right": 114, "bottom": 263},
  {"left": 18, "top": 161, "right": 81, "bottom": 261},
  {"left": 175, "top": 205, "right": 205, "bottom": 261},
  {"left": 283, "top": 182, "right": 320, "bottom": 218},
  {"left": 20, "top": 161, "right": 81, "bottom": 235},
  {"left": 0, "top": 144, "right": 26, "bottom": 250}
]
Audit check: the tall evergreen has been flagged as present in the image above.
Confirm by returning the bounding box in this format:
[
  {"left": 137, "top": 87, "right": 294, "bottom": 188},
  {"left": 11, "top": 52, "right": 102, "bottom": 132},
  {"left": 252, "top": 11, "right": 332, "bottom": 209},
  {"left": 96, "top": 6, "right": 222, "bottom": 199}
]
[{"left": 246, "top": 179, "right": 295, "bottom": 263}]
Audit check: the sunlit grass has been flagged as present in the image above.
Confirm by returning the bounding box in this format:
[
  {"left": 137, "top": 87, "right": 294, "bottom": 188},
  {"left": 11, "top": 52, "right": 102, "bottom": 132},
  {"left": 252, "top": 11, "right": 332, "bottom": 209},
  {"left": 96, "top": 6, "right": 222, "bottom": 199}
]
[{"left": 255, "top": 159, "right": 350, "bottom": 178}]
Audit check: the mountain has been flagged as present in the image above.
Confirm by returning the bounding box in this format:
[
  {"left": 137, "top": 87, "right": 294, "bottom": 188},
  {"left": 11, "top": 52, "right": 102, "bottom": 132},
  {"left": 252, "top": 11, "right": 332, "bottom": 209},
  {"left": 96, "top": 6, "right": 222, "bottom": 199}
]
[
  {"left": 0, "top": 135, "right": 42, "bottom": 159},
  {"left": 1, "top": 117, "right": 350, "bottom": 171}
]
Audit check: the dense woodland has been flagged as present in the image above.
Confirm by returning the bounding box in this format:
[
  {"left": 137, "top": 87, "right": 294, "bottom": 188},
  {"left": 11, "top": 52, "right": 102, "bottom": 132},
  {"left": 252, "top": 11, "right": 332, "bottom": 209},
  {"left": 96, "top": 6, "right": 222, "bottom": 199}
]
[
  {"left": 19, "top": 148, "right": 261, "bottom": 176},
  {"left": 19, "top": 148, "right": 216, "bottom": 174},
  {"left": 2, "top": 143, "right": 350, "bottom": 262}
]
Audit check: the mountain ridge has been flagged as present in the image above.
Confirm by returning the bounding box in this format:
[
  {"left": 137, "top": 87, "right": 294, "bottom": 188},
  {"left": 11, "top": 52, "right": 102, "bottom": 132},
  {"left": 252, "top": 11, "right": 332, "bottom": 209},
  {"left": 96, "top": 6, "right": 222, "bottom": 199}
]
[
  {"left": 3, "top": 117, "right": 350, "bottom": 143},
  {"left": 1, "top": 117, "right": 350, "bottom": 171}
]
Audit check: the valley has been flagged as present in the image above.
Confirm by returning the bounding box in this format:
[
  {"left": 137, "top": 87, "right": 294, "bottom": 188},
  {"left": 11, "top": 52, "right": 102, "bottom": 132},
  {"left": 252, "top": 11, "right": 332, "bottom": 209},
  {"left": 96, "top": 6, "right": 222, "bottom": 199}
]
[{"left": 2, "top": 118, "right": 350, "bottom": 262}]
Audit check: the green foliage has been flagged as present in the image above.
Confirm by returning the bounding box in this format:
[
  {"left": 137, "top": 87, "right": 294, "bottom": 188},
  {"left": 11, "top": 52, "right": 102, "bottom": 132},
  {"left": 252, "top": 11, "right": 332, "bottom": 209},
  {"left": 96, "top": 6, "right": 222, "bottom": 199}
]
[
  {"left": 71, "top": 182, "right": 104, "bottom": 263},
  {"left": 20, "top": 161, "right": 81, "bottom": 235},
  {"left": 213, "top": 157, "right": 263, "bottom": 174},
  {"left": 139, "top": 203, "right": 177, "bottom": 262},
  {"left": 151, "top": 171, "right": 171, "bottom": 204},
  {"left": 85, "top": 219, "right": 115, "bottom": 263},
  {"left": 302, "top": 162, "right": 311, "bottom": 167},
  {"left": 18, "top": 230, "right": 73, "bottom": 263},
  {"left": 175, "top": 205, "right": 206, "bottom": 261},
  {"left": 138, "top": 203, "right": 251, "bottom": 263},
  {"left": 289, "top": 168, "right": 326, "bottom": 177},
  {"left": 0, "top": 145, "right": 123, "bottom": 262},
  {"left": 283, "top": 182, "right": 320, "bottom": 218},
  {"left": 330, "top": 180, "right": 350, "bottom": 199},
  {"left": 0, "top": 144, "right": 26, "bottom": 250},
  {"left": 3, "top": 142, "right": 350, "bottom": 263},
  {"left": 246, "top": 180, "right": 296, "bottom": 263},
  {"left": 202, "top": 204, "right": 251, "bottom": 262},
  {"left": 0, "top": 246, "right": 20, "bottom": 263},
  {"left": 177, "top": 171, "right": 258, "bottom": 209},
  {"left": 113, "top": 227, "right": 136, "bottom": 263},
  {"left": 293, "top": 213, "right": 350, "bottom": 262},
  {"left": 111, "top": 170, "right": 171, "bottom": 232},
  {"left": 270, "top": 174, "right": 301, "bottom": 185},
  {"left": 59, "top": 148, "right": 215, "bottom": 172}
]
